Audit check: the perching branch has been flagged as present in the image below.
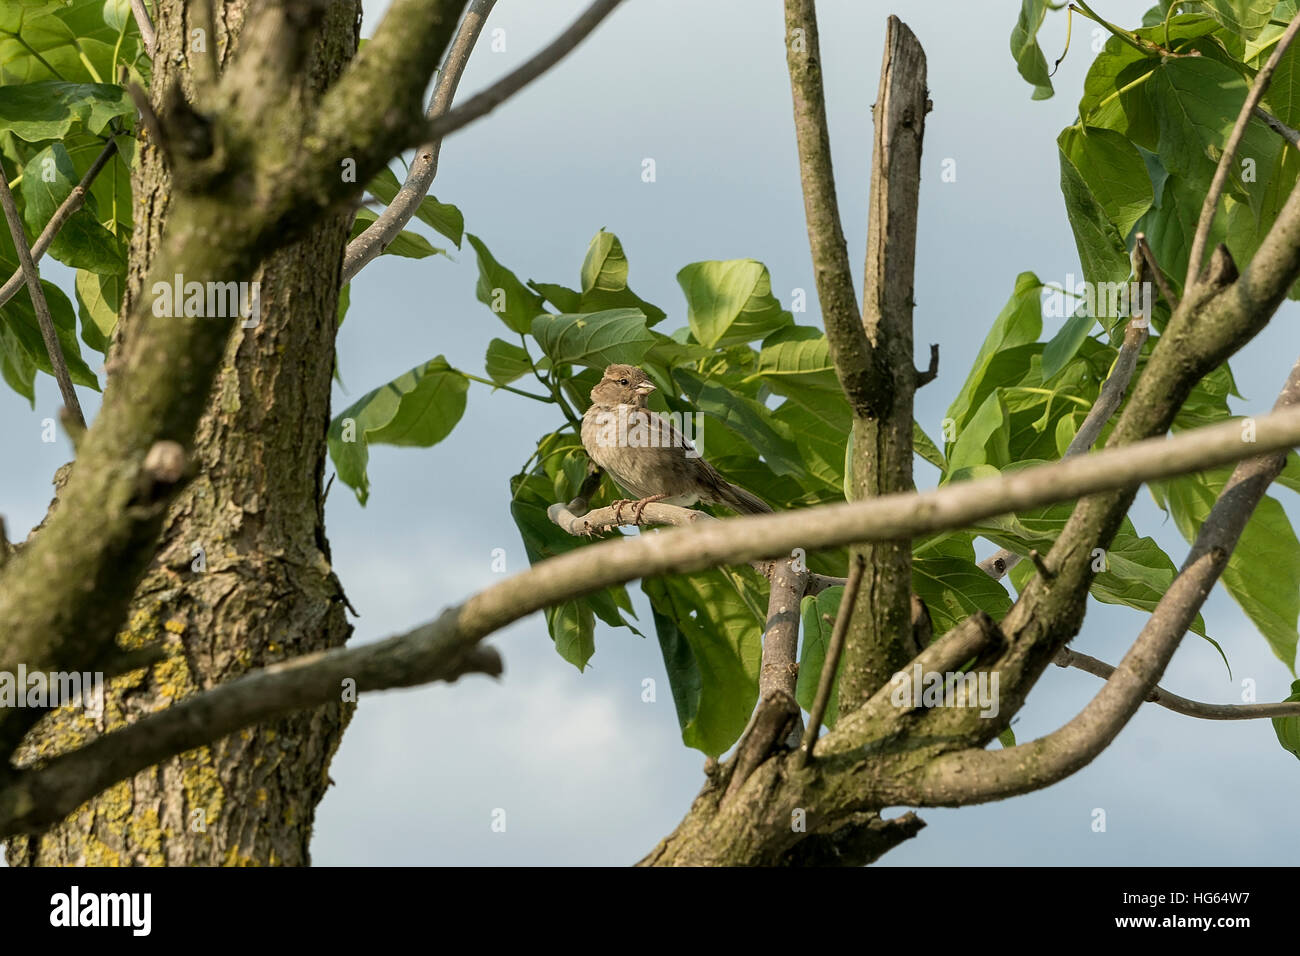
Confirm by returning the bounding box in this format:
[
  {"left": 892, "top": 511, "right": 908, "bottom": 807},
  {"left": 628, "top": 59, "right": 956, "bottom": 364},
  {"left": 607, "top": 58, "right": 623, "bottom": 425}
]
[
  {"left": 1186, "top": 16, "right": 1300, "bottom": 289},
  {"left": 1054, "top": 646, "right": 1300, "bottom": 720},
  {"left": 0, "top": 138, "right": 119, "bottom": 311},
  {"left": 342, "top": 0, "right": 496, "bottom": 284},
  {"left": 4, "top": 409, "right": 1300, "bottom": 835},
  {"left": 418, "top": 0, "right": 626, "bottom": 148},
  {"left": 0, "top": 157, "right": 86, "bottom": 430}
]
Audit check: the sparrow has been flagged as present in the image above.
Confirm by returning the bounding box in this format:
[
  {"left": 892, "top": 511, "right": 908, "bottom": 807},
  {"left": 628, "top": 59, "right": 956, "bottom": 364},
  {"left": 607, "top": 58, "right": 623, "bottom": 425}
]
[{"left": 581, "top": 364, "right": 772, "bottom": 524}]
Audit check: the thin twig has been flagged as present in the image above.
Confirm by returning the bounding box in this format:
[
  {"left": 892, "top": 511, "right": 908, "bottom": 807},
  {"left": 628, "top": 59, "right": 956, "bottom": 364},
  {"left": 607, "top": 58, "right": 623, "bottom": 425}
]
[
  {"left": 1253, "top": 106, "right": 1300, "bottom": 150},
  {"left": 0, "top": 157, "right": 86, "bottom": 429},
  {"left": 1186, "top": 16, "right": 1300, "bottom": 289},
  {"left": 343, "top": 0, "right": 496, "bottom": 284},
  {"left": 0, "top": 138, "right": 118, "bottom": 310},
  {"left": 1135, "top": 232, "right": 1178, "bottom": 310},
  {"left": 915, "top": 343, "right": 939, "bottom": 388},
  {"left": 1055, "top": 646, "right": 1300, "bottom": 720},
  {"left": 130, "top": 0, "right": 156, "bottom": 57},
  {"left": 792, "top": 554, "right": 865, "bottom": 769},
  {"left": 421, "top": 0, "right": 625, "bottom": 146}
]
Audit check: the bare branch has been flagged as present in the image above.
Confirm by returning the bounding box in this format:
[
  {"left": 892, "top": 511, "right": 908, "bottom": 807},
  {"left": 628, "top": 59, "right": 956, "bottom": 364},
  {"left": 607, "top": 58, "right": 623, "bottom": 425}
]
[
  {"left": 911, "top": 357, "right": 1300, "bottom": 806},
  {"left": 1055, "top": 646, "right": 1300, "bottom": 720},
  {"left": 792, "top": 554, "right": 865, "bottom": 769},
  {"left": 761, "top": 557, "right": 807, "bottom": 701},
  {"left": 1186, "top": 16, "right": 1300, "bottom": 289},
  {"left": 1136, "top": 232, "right": 1178, "bottom": 310},
  {"left": 782, "top": 0, "right": 873, "bottom": 414},
  {"left": 0, "top": 138, "right": 118, "bottom": 310},
  {"left": 0, "top": 157, "right": 86, "bottom": 430},
  {"left": 419, "top": 0, "right": 625, "bottom": 148},
  {"left": 915, "top": 343, "right": 939, "bottom": 388},
  {"left": 1254, "top": 105, "right": 1300, "bottom": 150},
  {"left": 342, "top": 0, "right": 496, "bottom": 284},
  {"left": 130, "top": 0, "right": 156, "bottom": 57}
]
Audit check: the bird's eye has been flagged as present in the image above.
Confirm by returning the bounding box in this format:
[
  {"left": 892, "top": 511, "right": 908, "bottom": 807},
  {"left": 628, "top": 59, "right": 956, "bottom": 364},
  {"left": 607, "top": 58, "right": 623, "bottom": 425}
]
[{"left": 618, "top": 378, "right": 628, "bottom": 386}]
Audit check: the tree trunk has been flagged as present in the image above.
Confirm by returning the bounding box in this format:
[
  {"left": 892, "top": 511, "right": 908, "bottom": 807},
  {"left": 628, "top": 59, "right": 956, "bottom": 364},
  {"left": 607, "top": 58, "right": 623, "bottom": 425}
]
[{"left": 6, "top": 0, "right": 361, "bottom": 866}]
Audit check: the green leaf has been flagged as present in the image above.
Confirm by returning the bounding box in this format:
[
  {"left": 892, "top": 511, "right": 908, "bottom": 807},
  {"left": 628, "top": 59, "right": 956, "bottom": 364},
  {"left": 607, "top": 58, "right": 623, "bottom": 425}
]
[
  {"left": 1273, "top": 679, "right": 1300, "bottom": 760},
  {"left": 997, "top": 727, "right": 1017, "bottom": 748},
  {"left": 0, "top": 82, "right": 131, "bottom": 140},
  {"left": 0, "top": 0, "right": 151, "bottom": 86},
  {"left": 1152, "top": 468, "right": 1300, "bottom": 671},
  {"left": 913, "top": 532, "right": 1014, "bottom": 636},
  {"left": 753, "top": 325, "right": 838, "bottom": 390},
  {"left": 349, "top": 207, "right": 445, "bottom": 259},
  {"left": 1059, "top": 125, "right": 1154, "bottom": 241},
  {"left": 530, "top": 308, "right": 654, "bottom": 370},
  {"left": 676, "top": 259, "right": 794, "bottom": 349},
  {"left": 1041, "top": 310, "right": 1096, "bottom": 381},
  {"left": 643, "top": 569, "right": 765, "bottom": 755},
  {"left": 945, "top": 272, "right": 1043, "bottom": 433},
  {"left": 675, "top": 368, "right": 805, "bottom": 477},
  {"left": 466, "top": 234, "right": 547, "bottom": 334},
  {"left": 948, "top": 391, "right": 1011, "bottom": 475},
  {"left": 578, "top": 229, "right": 666, "bottom": 324},
  {"left": 73, "top": 267, "right": 120, "bottom": 353},
  {"left": 362, "top": 166, "right": 464, "bottom": 248},
  {"left": 484, "top": 337, "right": 532, "bottom": 386},
  {"left": 1010, "top": 0, "right": 1055, "bottom": 100},
  {"left": 0, "top": 318, "right": 36, "bottom": 403},
  {"left": 327, "top": 356, "right": 469, "bottom": 504},
  {"left": 913, "top": 420, "right": 946, "bottom": 471},
  {"left": 796, "top": 587, "right": 845, "bottom": 726},
  {"left": 546, "top": 601, "right": 596, "bottom": 671},
  {"left": 20, "top": 142, "right": 124, "bottom": 274},
  {"left": 1059, "top": 141, "right": 1132, "bottom": 288},
  {"left": 1181, "top": 0, "right": 1276, "bottom": 39},
  {"left": 529, "top": 281, "right": 583, "bottom": 313}
]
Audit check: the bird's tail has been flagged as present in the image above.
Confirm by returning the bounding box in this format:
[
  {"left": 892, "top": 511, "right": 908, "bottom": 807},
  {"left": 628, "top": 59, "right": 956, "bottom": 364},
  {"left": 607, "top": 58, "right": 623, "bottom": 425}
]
[{"left": 718, "top": 481, "right": 772, "bottom": 516}]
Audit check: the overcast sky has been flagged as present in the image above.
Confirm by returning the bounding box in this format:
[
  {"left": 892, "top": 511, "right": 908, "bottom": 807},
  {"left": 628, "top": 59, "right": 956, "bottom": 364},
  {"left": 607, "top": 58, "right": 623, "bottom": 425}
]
[{"left": 4, "top": 0, "right": 1298, "bottom": 865}]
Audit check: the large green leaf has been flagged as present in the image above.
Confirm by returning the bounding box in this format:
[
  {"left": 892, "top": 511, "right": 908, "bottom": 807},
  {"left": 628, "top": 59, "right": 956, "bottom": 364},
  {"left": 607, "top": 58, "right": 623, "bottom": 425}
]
[
  {"left": 20, "top": 142, "right": 124, "bottom": 274},
  {"left": 1181, "top": 0, "right": 1276, "bottom": 39},
  {"left": 363, "top": 166, "right": 464, "bottom": 248},
  {"left": 1010, "top": 0, "right": 1055, "bottom": 100},
  {"left": 1058, "top": 140, "right": 1132, "bottom": 288},
  {"left": 676, "top": 259, "right": 793, "bottom": 349},
  {"left": 0, "top": 82, "right": 131, "bottom": 141},
  {"left": 913, "top": 533, "right": 1013, "bottom": 636},
  {"left": 466, "top": 234, "right": 547, "bottom": 334},
  {"left": 73, "top": 267, "right": 120, "bottom": 353},
  {"left": 484, "top": 337, "right": 532, "bottom": 386},
  {"left": 1273, "top": 679, "right": 1300, "bottom": 761},
  {"left": 577, "top": 230, "right": 666, "bottom": 324},
  {"left": 530, "top": 308, "right": 654, "bottom": 370},
  {"left": 327, "top": 356, "right": 468, "bottom": 504},
  {"left": 644, "top": 567, "right": 765, "bottom": 755},
  {"left": 0, "top": 0, "right": 150, "bottom": 86},
  {"left": 675, "top": 367, "right": 804, "bottom": 477},
  {"left": 947, "top": 390, "right": 1012, "bottom": 475},
  {"left": 945, "top": 272, "right": 1042, "bottom": 433},
  {"left": 1059, "top": 125, "right": 1154, "bottom": 242},
  {"left": 1152, "top": 467, "right": 1300, "bottom": 671}
]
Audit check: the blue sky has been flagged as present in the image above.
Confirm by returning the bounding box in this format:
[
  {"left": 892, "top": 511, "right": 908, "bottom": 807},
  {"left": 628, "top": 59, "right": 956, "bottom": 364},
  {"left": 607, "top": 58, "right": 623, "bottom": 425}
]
[{"left": 3, "top": 0, "right": 1297, "bottom": 865}]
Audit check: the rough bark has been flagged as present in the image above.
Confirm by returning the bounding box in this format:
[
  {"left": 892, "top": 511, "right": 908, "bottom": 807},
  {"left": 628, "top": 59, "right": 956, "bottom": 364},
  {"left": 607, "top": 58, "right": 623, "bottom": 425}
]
[{"left": 5, "top": 0, "right": 360, "bottom": 867}]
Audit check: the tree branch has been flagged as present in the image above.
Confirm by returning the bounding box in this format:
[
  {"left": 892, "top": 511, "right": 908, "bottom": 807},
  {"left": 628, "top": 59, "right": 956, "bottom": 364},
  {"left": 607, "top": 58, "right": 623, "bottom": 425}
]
[
  {"left": 5, "top": 409, "right": 1300, "bottom": 834},
  {"left": 908, "top": 356, "right": 1300, "bottom": 806},
  {"left": 417, "top": 0, "right": 625, "bottom": 149},
  {"left": 1186, "top": 16, "right": 1300, "bottom": 289},
  {"left": 1055, "top": 646, "right": 1300, "bottom": 720},
  {"left": 0, "top": 137, "right": 118, "bottom": 311},
  {"left": 130, "top": 0, "right": 156, "bottom": 58},
  {"left": 341, "top": 0, "right": 496, "bottom": 284},
  {"left": 0, "top": 156, "right": 86, "bottom": 430},
  {"left": 782, "top": 0, "right": 873, "bottom": 415},
  {"left": 1254, "top": 105, "right": 1300, "bottom": 150}
]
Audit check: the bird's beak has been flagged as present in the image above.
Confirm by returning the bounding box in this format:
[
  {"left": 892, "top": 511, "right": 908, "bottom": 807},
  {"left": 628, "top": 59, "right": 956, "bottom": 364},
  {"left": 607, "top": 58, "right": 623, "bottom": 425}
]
[{"left": 635, "top": 382, "right": 656, "bottom": 394}]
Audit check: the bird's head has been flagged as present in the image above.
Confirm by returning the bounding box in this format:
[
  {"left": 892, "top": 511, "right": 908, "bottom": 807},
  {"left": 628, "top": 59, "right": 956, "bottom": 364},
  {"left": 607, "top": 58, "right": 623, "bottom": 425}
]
[{"left": 590, "top": 364, "right": 656, "bottom": 407}]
